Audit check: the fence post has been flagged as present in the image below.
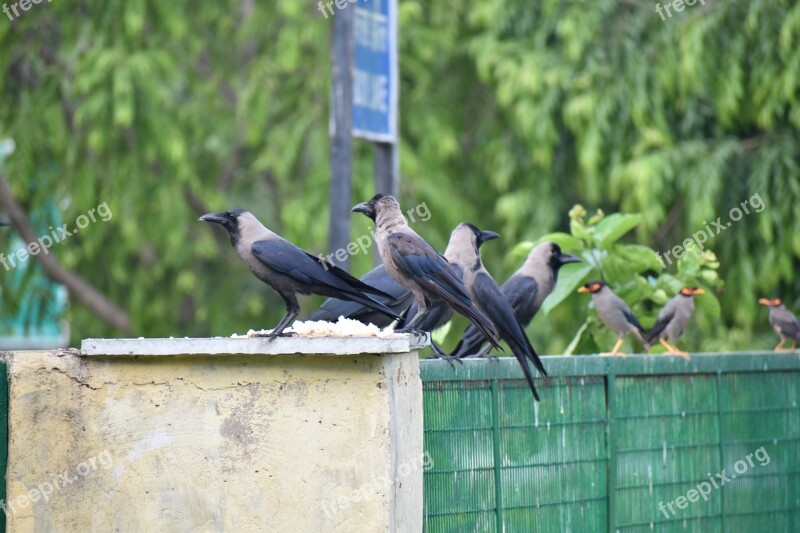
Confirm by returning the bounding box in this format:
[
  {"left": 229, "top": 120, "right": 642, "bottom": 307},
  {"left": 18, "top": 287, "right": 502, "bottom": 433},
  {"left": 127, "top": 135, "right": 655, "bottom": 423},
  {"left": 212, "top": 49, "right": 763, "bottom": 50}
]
[
  {"left": 606, "top": 368, "right": 617, "bottom": 532},
  {"left": 715, "top": 370, "right": 726, "bottom": 530},
  {"left": 490, "top": 378, "right": 504, "bottom": 531}
]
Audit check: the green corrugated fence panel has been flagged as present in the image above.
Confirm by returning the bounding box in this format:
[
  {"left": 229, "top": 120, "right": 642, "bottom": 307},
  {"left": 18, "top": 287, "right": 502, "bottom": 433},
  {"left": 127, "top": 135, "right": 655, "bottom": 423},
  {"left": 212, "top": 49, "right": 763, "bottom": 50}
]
[
  {"left": 718, "top": 372, "right": 800, "bottom": 532},
  {"left": 613, "top": 374, "right": 722, "bottom": 531},
  {"left": 421, "top": 353, "right": 800, "bottom": 533}
]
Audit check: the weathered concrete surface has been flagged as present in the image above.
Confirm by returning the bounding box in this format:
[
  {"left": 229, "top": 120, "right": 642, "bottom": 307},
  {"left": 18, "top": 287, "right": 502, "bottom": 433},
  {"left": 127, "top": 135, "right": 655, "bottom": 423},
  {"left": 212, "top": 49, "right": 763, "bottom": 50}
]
[{"left": 3, "top": 340, "right": 423, "bottom": 532}]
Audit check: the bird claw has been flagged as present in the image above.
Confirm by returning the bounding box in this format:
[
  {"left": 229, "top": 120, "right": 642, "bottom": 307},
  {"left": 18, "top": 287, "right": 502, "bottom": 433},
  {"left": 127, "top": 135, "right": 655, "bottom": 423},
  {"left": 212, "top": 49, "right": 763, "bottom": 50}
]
[{"left": 254, "top": 331, "right": 298, "bottom": 340}]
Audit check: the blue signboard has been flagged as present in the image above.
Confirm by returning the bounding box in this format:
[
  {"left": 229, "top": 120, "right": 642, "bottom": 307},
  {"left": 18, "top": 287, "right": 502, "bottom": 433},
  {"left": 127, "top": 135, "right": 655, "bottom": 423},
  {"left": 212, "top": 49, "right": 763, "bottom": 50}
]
[{"left": 352, "top": 0, "right": 397, "bottom": 142}]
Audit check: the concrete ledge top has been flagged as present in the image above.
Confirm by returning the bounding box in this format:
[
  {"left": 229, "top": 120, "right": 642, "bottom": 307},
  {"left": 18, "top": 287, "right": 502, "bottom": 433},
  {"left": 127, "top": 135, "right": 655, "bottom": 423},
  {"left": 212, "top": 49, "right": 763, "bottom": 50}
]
[{"left": 80, "top": 334, "right": 430, "bottom": 357}]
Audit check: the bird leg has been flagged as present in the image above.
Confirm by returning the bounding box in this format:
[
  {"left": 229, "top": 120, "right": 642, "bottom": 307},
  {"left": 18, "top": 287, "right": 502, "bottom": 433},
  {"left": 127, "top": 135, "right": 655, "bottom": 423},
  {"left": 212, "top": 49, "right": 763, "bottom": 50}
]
[
  {"left": 791, "top": 341, "right": 798, "bottom": 351},
  {"left": 396, "top": 299, "right": 429, "bottom": 333},
  {"left": 254, "top": 310, "right": 299, "bottom": 339},
  {"left": 429, "top": 343, "right": 463, "bottom": 368},
  {"left": 774, "top": 339, "right": 786, "bottom": 351},
  {"left": 601, "top": 338, "right": 625, "bottom": 357},
  {"left": 256, "top": 295, "right": 300, "bottom": 340},
  {"left": 659, "top": 339, "right": 690, "bottom": 360}
]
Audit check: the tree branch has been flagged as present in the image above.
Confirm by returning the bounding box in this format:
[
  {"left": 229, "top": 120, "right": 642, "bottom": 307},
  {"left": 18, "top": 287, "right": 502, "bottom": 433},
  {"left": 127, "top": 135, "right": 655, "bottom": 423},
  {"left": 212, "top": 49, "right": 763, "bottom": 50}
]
[{"left": 0, "top": 174, "right": 132, "bottom": 333}]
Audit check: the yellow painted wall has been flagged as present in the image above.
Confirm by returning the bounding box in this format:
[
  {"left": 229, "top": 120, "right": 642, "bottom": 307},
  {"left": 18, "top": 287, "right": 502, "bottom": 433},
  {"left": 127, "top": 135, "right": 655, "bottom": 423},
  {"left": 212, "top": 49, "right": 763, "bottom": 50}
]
[{"left": 3, "top": 346, "right": 422, "bottom": 532}]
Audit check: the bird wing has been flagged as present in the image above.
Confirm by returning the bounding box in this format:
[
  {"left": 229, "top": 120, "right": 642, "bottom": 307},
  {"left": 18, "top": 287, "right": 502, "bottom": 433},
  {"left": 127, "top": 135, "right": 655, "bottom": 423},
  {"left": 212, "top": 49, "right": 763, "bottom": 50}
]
[
  {"left": 386, "top": 233, "right": 472, "bottom": 309},
  {"left": 454, "top": 274, "right": 540, "bottom": 358},
  {"left": 307, "top": 252, "right": 397, "bottom": 299},
  {"left": 622, "top": 306, "right": 647, "bottom": 336},
  {"left": 307, "top": 266, "right": 411, "bottom": 324},
  {"left": 387, "top": 233, "right": 501, "bottom": 348},
  {"left": 471, "top": 273, "right": 544, "bottom": 399},
  {"left": 501, "top": 274, "right": 540, "bottom": 327},
  {"left": 774, "top": 308, "right": 800, "bottom": 341},
  {"left": 645, "top": 297, "right": 682, "bottom": 343},
  {"left": 250, "top": 239, "right": 401, "bottom": 319},
  {"left": 645, "top": 309, "right": 674, "bottom": 344}
]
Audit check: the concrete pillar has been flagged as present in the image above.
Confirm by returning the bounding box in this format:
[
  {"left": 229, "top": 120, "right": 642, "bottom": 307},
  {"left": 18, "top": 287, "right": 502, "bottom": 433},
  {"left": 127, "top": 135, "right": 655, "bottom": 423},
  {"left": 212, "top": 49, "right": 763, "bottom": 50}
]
[{"left": 2, "top": 335, "right": 425, "bottom": 532}]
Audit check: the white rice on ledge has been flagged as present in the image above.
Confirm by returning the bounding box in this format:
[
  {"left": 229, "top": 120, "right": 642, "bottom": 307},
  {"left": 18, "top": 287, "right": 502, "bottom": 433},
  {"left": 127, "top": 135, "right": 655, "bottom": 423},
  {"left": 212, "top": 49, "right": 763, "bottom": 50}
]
[{"left": 230, "top": 316, "right": 403, "bottom": 339}]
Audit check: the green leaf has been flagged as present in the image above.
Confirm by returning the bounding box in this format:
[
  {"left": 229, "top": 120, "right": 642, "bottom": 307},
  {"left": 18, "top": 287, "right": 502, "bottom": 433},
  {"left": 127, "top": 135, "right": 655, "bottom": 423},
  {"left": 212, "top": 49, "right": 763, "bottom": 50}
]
[
  {"left": 511, "top": 240, "right": 536, "bottom": 258},
  {"left": 535, "top": 232, "right": 583, "bottom": 252},
  {"left": 695, "top": 292, "right": 721, "bottom": 319},
  {"left": 616, "top": 244, "right": 664, "bottom": 273},
  {"left": 541, "top": 263, "right": 594, "bottom": 315},
  {"left": 564, "top": 319, "right": 590, "bottom": 356},
  {"left": 593, "top": 214, "right": 642, "bottom": 247}
]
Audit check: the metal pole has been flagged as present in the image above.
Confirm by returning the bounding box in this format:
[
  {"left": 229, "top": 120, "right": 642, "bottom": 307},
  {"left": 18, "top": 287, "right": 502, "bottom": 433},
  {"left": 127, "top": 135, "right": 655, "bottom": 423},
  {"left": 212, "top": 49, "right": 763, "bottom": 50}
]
[
  {"left": 372, "top": 142, "right": 398, "bottom": 264},
  {"left": 328, "top": 6, "right": 354, "bottom": 268}
]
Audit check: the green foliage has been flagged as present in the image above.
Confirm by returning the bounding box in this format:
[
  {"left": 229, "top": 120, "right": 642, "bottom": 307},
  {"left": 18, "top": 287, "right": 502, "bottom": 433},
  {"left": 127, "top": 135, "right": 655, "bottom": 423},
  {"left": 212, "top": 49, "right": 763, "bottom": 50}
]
[
  {"left": 513, "top": 205, "right": 722, "bottom": 354},
  {"left": 0, "top": 0, "right": 796, "bottom": 351}
]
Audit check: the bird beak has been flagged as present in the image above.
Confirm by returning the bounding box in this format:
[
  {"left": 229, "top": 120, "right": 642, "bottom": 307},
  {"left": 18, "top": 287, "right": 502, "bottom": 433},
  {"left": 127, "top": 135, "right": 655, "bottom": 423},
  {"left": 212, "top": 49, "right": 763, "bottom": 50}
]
[
  {"left": 578, "top": 286, "right": 590, "bottom": 293},
  {"left": 478, "top": 230, "right": 500, "bottom": 244},
  {"left": 758, "top": 298, "right": 771, "bottom": 306},
  {"left": 692, "top": 288, "right": 705, "bottom": 295},
  {"left": 198, "top": 212, "right": 228, "bottom": 225},
  {"left": 351, "top": 202, "right": 375, "bottom": 218},
  {"left": 558, "top": 253, "right": 581, "bottom": 265}
]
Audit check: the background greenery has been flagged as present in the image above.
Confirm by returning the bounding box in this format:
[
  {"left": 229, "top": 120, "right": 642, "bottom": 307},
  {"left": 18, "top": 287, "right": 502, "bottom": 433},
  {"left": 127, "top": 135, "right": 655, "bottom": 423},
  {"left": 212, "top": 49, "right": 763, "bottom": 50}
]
[{"left": 0, "top": 0, "right": 798, "bottom": 353}]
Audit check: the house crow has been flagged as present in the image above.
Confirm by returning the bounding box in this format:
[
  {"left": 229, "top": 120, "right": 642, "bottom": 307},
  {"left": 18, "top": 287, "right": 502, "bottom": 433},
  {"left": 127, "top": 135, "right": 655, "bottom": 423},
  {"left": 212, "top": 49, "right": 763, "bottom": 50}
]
[
  {"left": 351, "top": 194, "right": 501, "bottom": 349},
  {"left": 199, "top": 209, "right": 401, "bottom": 337},
  {"left": 305, "top": 264, "right": 412, "bottom": 327},
  {"left": 646, "top": 287, "right": 704, "bottom": 359},
  {"left": 445, "top": 223, "right": 547, "bottom": 400},
  {"left": 452, "top": 241, "right": 580, "bottom": 357},
  {"left": 578, "top": 280, "right": 647, "bottom": 356},
  {"left": 759, "top": 297, "right": 800, "bottom": 351}
]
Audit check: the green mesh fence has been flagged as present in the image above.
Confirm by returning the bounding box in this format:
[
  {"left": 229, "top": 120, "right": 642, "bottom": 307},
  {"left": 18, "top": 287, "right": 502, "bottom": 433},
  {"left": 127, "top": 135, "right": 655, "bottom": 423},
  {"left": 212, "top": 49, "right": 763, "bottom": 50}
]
[{"left": 421, "top": 353, "right": 800, "bottom": 532}]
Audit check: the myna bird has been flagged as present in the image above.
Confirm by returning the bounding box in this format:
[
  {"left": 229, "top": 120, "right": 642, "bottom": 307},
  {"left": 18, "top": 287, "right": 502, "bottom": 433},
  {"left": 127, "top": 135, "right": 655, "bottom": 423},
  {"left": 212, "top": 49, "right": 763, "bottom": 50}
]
[
  {"left": 199, "top": 209, "right": 401, "bottom": 337},
  {"left": 578, "top": 280, "right": 647, "bottom": 356},
  {"left": 305, "top": 264, "right": 413, "bottom": 327},
  {"left": 645, "top": 287, "right": 704, "bottom": 359},
  {"left": 445, "top": 223, "right": 546, "bottom": 400},
  {"left": 452, "top": 241, "right": 580, "bottom": 358},
  {"left": 352, "top": 194, "right": 501, "bottom": 349},
  {"left": 758, "top": 297, "right": 800, "bottom": 351}
]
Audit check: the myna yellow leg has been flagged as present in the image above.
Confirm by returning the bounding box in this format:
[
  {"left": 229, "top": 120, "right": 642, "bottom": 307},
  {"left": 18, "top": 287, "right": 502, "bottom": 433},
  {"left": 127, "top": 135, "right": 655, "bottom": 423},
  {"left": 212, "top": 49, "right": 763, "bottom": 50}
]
[
  {"left": 660, "top": 339, "right": 690, "bottom": 360},
  {"left": 601, "top": 338, "right": 626, "bottom": 357},
  {"left": 774, "top": 339, "right": 786, "bottom": 351}
]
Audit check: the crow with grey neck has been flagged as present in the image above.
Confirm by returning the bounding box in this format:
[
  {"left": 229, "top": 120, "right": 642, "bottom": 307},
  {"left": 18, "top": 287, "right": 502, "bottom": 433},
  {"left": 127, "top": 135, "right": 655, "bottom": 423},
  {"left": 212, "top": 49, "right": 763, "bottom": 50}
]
[
  {"left": 352, "top": 194, "right": 501, "bottom": 350},
  {"left": 445, "top": 223, "right": 546, "bottom": 399},
  {"left": 200, "top": 209, "right": 401, "bottom": 337},
  {"left": 452, "top": 241, "right": 581, "bottom": 358},
  {"left": 305, "top": 264, "right": 413, "bottom": 327}
]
